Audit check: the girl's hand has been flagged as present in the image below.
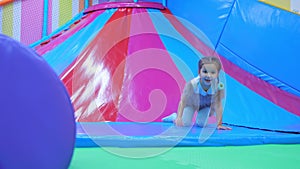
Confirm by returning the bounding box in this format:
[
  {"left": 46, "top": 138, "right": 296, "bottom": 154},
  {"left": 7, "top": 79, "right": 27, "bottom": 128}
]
[
  {"left": 217, "top": 125, "right": 232, "bottom": 130},
  {"left": 174, "top": 117, "right": 184, "bottom": 126}
]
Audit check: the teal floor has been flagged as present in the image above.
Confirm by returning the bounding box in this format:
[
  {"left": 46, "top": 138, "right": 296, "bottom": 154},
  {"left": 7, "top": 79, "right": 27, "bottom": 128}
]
[{"left": 69, "top": 144, "right": 300, "bottom": 169}]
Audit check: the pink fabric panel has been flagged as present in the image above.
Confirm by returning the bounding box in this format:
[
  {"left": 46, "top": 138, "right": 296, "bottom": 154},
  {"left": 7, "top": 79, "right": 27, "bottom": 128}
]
[
  {"left": 117, "top": 8, "right": 186, "bottom": 122},
  {"left": 21, "top": 0, "right": 44, "bottom": 45},
  {"left": 47, "top": 0, "right": 53, "bottom": 34}
]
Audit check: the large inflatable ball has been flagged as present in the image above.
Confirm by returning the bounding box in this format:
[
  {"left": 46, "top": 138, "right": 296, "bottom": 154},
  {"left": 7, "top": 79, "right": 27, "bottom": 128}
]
[{"left": 0, "top": 34, "right": 75, "bottom": 169}]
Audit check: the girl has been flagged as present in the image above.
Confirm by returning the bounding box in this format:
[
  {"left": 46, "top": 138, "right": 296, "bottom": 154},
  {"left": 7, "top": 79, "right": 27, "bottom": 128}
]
[{"left": 164, "top": 56, "right": 231, "bottom": 130}]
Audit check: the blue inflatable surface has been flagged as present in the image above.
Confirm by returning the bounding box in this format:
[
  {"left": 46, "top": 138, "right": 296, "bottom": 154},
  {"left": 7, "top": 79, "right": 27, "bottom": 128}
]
[
  {"left": 76, "top": 122, "right": 300, "bottom": 147},
  {"left": 169, "top": 0, "right": 300, "bottom": 133}
]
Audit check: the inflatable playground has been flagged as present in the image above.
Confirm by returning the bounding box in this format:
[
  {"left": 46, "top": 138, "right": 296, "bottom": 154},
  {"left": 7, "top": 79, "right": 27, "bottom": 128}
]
[{"left": 1, "top": 0, "right": 300, "bottom": 168}]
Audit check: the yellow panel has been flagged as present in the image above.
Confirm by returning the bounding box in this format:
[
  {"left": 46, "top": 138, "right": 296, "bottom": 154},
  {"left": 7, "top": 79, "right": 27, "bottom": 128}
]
[
  {"left": 1, "top": 2, "right": 14, "bottom": 37},
  {"left": 259, "top": 0, "right": 290, "bottom": 11},
  {"left": 59, "top": 0, "right": 73, "bottom": 26}
]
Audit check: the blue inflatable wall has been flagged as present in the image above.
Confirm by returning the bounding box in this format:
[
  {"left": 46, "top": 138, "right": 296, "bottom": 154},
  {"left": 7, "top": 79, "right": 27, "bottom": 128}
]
[{"left": 169, "top": 0, "right": 300, "bottom": 132}]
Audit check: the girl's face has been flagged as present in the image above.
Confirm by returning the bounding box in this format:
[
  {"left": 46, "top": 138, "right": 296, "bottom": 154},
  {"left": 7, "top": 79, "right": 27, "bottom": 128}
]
[{"left": 199, "top": 63, "right": 219, "bottom": 87}]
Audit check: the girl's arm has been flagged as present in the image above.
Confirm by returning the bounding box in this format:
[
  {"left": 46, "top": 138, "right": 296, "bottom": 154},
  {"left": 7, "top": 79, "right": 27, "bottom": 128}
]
[
  {"left": 175, "top": 82, "right": 191, "bottom": 126},
  {"left": 175, "top": 99, "right": 185, "bottom": 126},
  {"left": 213, "top": 90, "right": 231, "bottom": 130}
]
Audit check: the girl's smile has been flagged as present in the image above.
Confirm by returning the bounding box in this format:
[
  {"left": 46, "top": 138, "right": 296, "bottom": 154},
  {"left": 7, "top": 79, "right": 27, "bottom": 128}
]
[{"left": 199, "top": 63, "right": 219, "bottom": 90}]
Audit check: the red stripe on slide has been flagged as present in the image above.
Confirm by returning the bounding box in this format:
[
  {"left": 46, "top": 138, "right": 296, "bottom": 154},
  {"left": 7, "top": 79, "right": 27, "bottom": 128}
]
[{"left": 62, "top": 8, "right": 133, "bottom": 122}]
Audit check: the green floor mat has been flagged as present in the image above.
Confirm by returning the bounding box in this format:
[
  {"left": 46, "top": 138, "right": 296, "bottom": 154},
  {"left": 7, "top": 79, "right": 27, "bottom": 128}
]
[{"left": 69, "top": 144, "right": 300, "bottom": 169}]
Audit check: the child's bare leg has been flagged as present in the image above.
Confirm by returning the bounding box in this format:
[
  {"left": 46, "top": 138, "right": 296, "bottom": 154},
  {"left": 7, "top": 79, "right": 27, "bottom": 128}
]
[
  {"left": 182, "top": 107, "right": 195, "bottom": 126},
  {"left": 196, "top": 107, "right": 210, "bottom": 127}
]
